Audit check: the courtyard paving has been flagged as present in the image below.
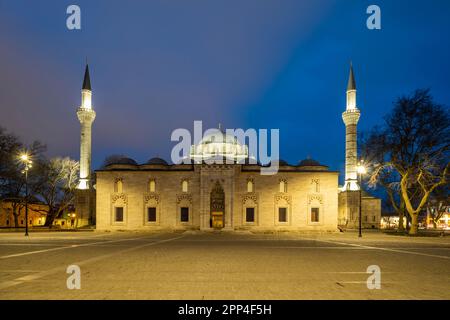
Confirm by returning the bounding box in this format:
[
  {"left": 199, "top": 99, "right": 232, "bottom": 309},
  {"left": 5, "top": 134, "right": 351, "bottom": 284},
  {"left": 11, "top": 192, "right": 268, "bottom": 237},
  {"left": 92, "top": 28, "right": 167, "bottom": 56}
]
[{"left": 0, "top": 230, "right": 448, "bottom": 299}]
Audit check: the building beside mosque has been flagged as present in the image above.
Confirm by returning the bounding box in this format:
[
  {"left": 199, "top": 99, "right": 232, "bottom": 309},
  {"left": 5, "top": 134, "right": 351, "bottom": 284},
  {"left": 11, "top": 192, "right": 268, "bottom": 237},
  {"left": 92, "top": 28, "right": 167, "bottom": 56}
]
[{"left": 74, "top": 64, "right": 381, "bottom": 231}]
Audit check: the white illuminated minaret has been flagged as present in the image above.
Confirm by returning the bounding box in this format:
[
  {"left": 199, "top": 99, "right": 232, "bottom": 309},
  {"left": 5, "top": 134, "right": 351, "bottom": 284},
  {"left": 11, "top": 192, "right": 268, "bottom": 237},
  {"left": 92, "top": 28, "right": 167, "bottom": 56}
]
[
  {"left": 342, "top": 63, "right": 360, "bottom": 191},
  {"left": 77, "top": 64, "right": 96, "bottom": 190}
]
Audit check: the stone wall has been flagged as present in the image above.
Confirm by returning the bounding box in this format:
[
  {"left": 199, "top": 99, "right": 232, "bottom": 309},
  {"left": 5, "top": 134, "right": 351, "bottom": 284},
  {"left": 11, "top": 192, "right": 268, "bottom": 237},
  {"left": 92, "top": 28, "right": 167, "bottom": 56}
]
[
  {"left": 338, "top": 191, "right": 382, "bottom": 229},
  {"left": 95, "top": 165, "right": 339, "bottom": 232}
]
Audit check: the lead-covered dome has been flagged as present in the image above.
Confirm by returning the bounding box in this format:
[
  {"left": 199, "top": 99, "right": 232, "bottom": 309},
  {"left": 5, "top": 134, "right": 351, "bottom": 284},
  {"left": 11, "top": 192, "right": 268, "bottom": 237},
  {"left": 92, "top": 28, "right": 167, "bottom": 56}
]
[
  {"left": 146, "top": 157, "right": 168, "bottom": 165},
  {"left": 101, "top": 155, "right": 138, "bottom": 168},
  {"left": 297, "top": 158, "right": 328, "bottom": 171},
  {"left": 298, "top": 158, "right": 321, "bottom": 167}
]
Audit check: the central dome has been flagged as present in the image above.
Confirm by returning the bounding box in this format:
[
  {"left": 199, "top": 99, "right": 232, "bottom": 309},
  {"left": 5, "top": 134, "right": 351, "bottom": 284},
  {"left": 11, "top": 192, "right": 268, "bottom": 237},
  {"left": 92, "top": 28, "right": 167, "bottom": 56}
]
[{"left": 190, "top": 130, "right": 249, "bottom": 162}]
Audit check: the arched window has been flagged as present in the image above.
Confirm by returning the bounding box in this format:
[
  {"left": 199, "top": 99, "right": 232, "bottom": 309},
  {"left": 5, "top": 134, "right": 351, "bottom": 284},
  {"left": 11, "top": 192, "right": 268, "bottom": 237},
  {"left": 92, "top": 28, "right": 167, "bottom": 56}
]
[
  {"left": 279, "top": 180, "right": 287, "bottom": 193},
  {"left": 182, "top": 180, "right": 189, "bottom": 193},
  {"left": 149, "top": 179, "right": 156, "bottom": 193},
  {"left": 114, "top": 178, "right": 123, "bottom": 193},
  {"left": 247, "top": 180, "right": 254, "bottom": 193}
]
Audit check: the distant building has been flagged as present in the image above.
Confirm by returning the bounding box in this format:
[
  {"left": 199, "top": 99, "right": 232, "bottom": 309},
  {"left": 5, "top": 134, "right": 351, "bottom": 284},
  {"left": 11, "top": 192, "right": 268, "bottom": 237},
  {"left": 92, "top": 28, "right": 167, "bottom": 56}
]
[
  {"left": 426, "top": 206, "right": 450, "bottom": 230},
  {"left": 52, "top": 207, "right": 78, "bottom": 229},
  {"left": 380, "top": 216, "right": 407, "bottom": 230},
  {"left": 0, "top": 199, "right": 48, "bottom": 228}
]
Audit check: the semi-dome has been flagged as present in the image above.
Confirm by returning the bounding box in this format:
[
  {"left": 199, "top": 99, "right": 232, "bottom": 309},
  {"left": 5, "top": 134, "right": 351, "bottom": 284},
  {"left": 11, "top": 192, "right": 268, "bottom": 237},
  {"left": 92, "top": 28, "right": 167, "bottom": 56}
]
[
  {"left": 190, "top": 130, "right": 248, "bottom": 162},
  {"left": 146, "top": 157, "right": 168, "bottom": 165}
]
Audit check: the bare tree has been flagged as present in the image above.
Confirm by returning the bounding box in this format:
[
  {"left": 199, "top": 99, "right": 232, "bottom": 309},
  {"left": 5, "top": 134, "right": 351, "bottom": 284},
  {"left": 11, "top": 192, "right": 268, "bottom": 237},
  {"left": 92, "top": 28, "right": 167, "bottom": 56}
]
[
  {"left": 33, "top": 157, "right": 79, "bottom": 227},
  {"left": 361, "top": 128, "right": 407, "bottom": 231},
  {"left": 362, "top": 89, "right": 449, "bottom": 235},
  {"left": 0, "top": 127, "right": 46, "bottom": 227}
]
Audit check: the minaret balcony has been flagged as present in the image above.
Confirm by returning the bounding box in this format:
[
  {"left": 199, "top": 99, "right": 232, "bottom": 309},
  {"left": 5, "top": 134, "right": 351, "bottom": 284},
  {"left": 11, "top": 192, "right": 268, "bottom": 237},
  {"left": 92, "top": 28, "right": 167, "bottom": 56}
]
[
  {"left": 342, "top": 109, "right": 361, "bottom": 126},
  {"left": 77, "top": 107, "right": 96, "bottom": 123}
]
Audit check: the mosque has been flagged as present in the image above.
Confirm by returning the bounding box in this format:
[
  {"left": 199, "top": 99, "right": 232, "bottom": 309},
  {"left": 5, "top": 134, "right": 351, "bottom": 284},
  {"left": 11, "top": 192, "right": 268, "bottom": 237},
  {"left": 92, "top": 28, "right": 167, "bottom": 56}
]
[{"left": 74, "top": 65, "right": 381, "bottom": 231}]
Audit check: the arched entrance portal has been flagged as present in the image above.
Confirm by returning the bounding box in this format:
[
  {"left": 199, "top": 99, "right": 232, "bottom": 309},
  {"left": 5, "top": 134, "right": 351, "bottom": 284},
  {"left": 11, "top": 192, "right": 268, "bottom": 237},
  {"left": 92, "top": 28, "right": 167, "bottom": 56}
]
[{"left": 210, "top": 182, "right": 225, "bottom": 229}]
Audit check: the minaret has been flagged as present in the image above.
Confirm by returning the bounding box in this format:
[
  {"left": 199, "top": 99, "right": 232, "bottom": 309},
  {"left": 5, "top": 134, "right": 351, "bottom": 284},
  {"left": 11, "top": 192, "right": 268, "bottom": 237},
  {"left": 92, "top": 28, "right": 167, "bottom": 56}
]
[
  {"left": 77, "top": 64, "right": 96, "bottom": 190},
  {"left": 342, "top": 63, "right": 360, "bottom": 191}
]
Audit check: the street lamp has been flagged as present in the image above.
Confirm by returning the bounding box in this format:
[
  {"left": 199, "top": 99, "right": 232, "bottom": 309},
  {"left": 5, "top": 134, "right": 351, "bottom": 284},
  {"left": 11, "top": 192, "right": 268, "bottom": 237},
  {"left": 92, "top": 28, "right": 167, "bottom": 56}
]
[
  {"left": 19, "top": 153, "right": 32, "bottom": 237},
  {"left": 357, "top": 161, "right": 367, "bottom": 238}
]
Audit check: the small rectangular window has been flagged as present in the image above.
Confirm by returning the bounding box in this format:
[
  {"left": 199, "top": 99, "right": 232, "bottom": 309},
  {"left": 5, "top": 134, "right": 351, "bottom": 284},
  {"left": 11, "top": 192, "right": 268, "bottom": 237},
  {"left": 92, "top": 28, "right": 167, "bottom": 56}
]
[
  {"left": 115, "top": 207, "right": 124, "bottom": 222},
  {"left": 311, "top": 208, "right": 320, "bottom": 223},
  {"left": 180, "top": 207, "right": 189, "bottom": 222},
  {"left": 247, "top": 181, "right": 253, "bottom": 193},
  {"left": 246, "top": 207, "right": 255, "bottom": 223},
  {"left": 149, "top": 180, "right": 156, "bottom": 193},
  {"left": 279, "top": 181, "right": 287, "bottom": 193},
  {"left": 279, "top": 207, "right": 287, "bottom": 222},
  {"left": 372, "top": 216, "right": 376, "bottom": 222},
  {"left": 147, "top": 207, "right": 157, "bottom": 222},
  {"left": 182, "top": 181, "right": 188, "bottom": 193},
  {"left": 115, "top": 179, "right": 123, "bottom": 193}
]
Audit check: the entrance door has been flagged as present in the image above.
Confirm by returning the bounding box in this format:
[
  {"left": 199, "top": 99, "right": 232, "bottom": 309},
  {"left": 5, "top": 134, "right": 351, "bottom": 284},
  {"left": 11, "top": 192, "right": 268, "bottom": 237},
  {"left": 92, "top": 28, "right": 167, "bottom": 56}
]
[
  {"left": 210, "top": 182, "right": 225, "bottom": 229},
  {"left": 211, "top": 212, "right": 224, "bottom": 229}
]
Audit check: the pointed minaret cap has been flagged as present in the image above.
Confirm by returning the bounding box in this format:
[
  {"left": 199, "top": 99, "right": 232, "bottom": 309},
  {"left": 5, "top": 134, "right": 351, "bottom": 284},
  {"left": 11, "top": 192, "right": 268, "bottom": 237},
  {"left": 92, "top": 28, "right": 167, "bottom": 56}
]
[
  {"left": 82, "top": 64, "right": 92, "bottom": 91},
  {"left": 347, "top": 62, "right": 356, "bottom": 91}
]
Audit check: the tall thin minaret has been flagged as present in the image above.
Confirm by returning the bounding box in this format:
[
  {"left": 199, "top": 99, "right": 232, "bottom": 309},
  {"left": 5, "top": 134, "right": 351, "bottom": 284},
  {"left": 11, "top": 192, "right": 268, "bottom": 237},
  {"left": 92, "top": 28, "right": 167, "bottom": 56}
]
[
  {"left": 342, "top": 63, "right": 360, "bottom": 191},
  {"left": 77, "top": 64, "right": 96, "bottom": 190}
]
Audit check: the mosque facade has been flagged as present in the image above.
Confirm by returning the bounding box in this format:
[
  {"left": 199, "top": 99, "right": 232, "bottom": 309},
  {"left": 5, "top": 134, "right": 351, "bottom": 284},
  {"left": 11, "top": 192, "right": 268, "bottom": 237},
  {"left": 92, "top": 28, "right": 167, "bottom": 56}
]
[{"left": 74, "top": 65, "right": 381, "bottom": 231}]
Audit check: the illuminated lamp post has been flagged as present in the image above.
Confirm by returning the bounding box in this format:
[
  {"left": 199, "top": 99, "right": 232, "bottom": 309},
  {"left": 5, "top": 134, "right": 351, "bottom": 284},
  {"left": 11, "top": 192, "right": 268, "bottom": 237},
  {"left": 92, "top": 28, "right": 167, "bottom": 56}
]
[
  {"left": 357, "top": 160, "right": 367, "bottom": 238},
  {"left": 19, "top": 153, "right": 33, "bottom": 237}
]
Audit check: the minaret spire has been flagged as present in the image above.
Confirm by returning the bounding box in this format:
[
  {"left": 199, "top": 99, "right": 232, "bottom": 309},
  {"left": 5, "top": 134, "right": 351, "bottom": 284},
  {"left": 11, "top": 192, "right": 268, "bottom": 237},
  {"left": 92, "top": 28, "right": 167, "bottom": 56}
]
[
  {"left": 346, "top": 62, "right": 357, "bottom": 111},
  {"left": 342, "top": 63, "right": 361, "bottom": 191},
  {"left": 82, "top": 64, "right": 92, "bottom": 91},
  {"left": 347, "top": 62, "right": 356, "bottom": 91}
]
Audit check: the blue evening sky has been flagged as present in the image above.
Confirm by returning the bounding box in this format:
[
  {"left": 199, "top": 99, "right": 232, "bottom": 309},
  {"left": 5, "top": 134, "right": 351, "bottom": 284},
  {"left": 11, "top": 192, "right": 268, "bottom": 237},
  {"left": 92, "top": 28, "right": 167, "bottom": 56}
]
[{"left": 1, "top": 0, "right": 449, "bottom": 184}]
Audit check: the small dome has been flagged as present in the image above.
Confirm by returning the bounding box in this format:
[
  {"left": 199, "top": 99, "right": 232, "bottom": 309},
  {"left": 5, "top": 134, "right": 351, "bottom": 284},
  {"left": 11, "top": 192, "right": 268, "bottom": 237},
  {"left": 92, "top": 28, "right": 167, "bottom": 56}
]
[
  {"left": 262, "top": 159, "right": 289, "bottom": 166},
  {"left": 298, "top": 158, "right": 321, "bottom": 167},
  {"left": 146, "top": 157, "right": 168, "bottom": 165},
  {"left": 102, "top": 155, "right": 138, "bottom": 167}
]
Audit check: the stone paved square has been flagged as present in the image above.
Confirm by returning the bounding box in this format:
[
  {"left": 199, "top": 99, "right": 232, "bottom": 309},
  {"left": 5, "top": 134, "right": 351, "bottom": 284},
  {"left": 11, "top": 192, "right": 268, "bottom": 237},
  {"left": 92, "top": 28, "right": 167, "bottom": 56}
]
[{"left": 0, "top": 231, "right": 448, "bottom": 300}]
